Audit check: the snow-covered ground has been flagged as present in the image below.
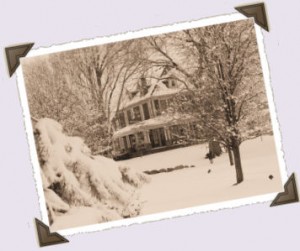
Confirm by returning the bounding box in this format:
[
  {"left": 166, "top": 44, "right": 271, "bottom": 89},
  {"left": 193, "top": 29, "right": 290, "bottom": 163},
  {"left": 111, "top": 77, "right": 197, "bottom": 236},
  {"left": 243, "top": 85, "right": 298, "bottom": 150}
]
[
  {"left": 36, "top": 118, "right": 284, "bottom": 232},
  {"left": 119, "top": 135, "right": 284, "bottom": 215}
]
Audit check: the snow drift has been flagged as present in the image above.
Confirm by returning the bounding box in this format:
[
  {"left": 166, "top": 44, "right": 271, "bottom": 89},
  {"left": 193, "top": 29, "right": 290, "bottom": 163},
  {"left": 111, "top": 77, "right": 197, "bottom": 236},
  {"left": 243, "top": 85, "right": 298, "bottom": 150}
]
[{"left": 34, "top": 118, "right": 150, "bottom": 230}]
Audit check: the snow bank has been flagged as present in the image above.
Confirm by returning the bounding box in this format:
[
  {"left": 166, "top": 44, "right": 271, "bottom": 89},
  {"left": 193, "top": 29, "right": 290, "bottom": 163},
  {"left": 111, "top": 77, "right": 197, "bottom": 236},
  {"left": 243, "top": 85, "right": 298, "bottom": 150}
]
[{"left": 34, "top": 118, "right": 150, "bottom": 230}]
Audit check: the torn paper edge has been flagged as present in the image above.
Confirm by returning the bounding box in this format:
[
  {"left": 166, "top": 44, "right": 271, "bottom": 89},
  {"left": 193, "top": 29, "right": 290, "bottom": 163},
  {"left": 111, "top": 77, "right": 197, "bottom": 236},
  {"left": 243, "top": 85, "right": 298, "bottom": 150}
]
[{"left": 16, "top": 12, "right": 288, "bottom": 236}]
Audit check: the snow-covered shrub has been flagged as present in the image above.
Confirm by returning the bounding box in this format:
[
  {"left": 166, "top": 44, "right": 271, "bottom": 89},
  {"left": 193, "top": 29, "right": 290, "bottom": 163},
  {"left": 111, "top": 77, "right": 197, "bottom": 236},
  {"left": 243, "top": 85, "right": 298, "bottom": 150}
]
[
  {"left": 119, "top": 166, "right": 150, "bottom": 188},
  {"left": 34, "top": 118, "right": 149, "bottom": 229}
]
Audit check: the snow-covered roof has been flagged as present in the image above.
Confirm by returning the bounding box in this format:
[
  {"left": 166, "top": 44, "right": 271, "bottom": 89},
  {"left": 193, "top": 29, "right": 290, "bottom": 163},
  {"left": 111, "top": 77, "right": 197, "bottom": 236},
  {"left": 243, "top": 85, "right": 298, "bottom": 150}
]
[
  {"left": 119, "top": 81, "right": 183, "bottom": 110},
  {"left": 112, "top": 113, "right": 197, "bottom": 139}
]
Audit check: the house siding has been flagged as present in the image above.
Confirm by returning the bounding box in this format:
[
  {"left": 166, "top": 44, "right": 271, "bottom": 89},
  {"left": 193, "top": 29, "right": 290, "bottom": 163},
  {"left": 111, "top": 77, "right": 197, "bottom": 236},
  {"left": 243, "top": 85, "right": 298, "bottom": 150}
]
[{"left": 111, "top": 79, "right": 200, "bottom": 160}]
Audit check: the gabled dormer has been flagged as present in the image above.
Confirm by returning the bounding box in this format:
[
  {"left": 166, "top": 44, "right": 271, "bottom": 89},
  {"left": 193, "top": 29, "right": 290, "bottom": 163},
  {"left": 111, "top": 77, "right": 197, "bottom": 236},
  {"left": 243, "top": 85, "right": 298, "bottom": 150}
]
[
  {"left": 160, "top": 66, "right": 178, "bottom": 89},
  {"left": 138, "top": 77, "right": 150, "bottom": 96},
  {"left": 162, "top": 78, "right": 177, "bottom": 89}
]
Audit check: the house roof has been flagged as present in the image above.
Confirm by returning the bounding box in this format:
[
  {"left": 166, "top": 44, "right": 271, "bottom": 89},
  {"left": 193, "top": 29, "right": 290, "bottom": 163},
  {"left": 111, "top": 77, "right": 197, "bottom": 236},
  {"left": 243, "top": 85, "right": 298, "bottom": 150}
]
[
  {"left": 119, "top": 81, "right": 183, "bottom": 110},
  {"left": 112, "top": 113, "right": 196, "bottom": 139}
]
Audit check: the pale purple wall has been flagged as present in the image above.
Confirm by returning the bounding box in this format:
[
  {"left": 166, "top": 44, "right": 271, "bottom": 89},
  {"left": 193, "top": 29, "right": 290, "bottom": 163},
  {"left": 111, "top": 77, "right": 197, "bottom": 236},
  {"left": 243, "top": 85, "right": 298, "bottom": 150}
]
[{"left": 0, "top": 0, "right": 299, "bottom": 250}]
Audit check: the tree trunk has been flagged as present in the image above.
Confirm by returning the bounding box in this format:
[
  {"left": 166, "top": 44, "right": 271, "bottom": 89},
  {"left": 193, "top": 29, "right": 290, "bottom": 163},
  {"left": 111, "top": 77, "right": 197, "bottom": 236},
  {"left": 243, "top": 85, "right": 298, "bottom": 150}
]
[
  {"left": 227, "top": 146, "right": 234, "bottom": 166},
  {"left": 232, "top": 144, "right": 244, "bottom": 184}
]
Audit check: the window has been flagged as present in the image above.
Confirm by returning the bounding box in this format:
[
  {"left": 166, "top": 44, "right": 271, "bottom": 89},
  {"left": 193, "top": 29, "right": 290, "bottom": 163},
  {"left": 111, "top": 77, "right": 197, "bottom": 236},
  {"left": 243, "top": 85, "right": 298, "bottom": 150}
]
[
  {"left": 139, "top": 78, "right": 148, "bottom": 95},
  {"left": 149, "top": 129, "right": 160, "bottom": 147},
  {"left": 149, "top": 128, "right": 166, "bottom": 148},
  {"left": 159, "top": 128, "right": 166, "bottom": 146},
  {"left": 143, "top": 103, "right": 150, "bottom": 120},
  {"left": 129, "top": 134, "right": 137, "bottom": 151},
  {"left": 118, "top": 112, "right": 126, "bottom": 128},
  {"left": 113, "top": 139, "right": 121, "bottom": 151},
  {"left": 111, "top": 119, "right": 117, "bottom": 131},
  {"left": 160, "top": 99, "right": 167, "bottom": 112},
  {"left": 170, "top": 125, "right": 178, "bottom": 138},
  {"left": 154, "top": 100, "right": 161, "bottom": 116},
  {"left": 162, "top": 79, "right": 169, "bottom": 88},
  {"left": 133, "top": 106, "right": 142, "bottom": 122},
  {"left": 180, "top": 128, "right": 185, "bottom": 136},
  {"left": 122, "top": 136, "right": 128, "bottom": 150},
  {"left": 140, "top": 77, "right": 147, "bottom": 86},
  {"left": 137, "top": 132, "right": 145, "bottom": 146},
  {"left": 127, "top": 110, "right": 134, "bottom": 124}
]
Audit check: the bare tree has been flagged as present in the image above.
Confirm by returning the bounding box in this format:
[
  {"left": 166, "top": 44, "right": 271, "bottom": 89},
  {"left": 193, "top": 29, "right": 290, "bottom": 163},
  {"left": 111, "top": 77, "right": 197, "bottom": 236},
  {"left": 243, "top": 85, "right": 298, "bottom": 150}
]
[
  {"left": 142, "top": 19, "right": 270, "bottom": 184},
  {"left": 23, "top": 39, "right": 148, "bottom": 155}
]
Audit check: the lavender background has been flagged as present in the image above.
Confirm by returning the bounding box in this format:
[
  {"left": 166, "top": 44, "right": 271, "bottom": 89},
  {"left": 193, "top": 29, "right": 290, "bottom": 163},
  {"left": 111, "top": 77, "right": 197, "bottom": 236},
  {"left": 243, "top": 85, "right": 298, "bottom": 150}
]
[{"left": 0, "top": 0, "right": 299, "bottom": 250}]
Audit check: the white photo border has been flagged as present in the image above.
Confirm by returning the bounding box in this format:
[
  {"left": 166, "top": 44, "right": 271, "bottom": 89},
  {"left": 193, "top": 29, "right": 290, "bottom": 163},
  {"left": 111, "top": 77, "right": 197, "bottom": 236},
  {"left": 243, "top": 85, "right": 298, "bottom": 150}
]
[{"left": 16, "top": 12, "right": 288, "bottom": 236}]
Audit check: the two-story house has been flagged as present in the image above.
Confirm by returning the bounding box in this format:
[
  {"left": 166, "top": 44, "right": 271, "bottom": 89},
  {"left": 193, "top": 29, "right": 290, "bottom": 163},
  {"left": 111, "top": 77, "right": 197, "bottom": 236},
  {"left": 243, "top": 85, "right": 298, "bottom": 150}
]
[{"left": 111, "top": 73, "right": 200, "bottom": 160}]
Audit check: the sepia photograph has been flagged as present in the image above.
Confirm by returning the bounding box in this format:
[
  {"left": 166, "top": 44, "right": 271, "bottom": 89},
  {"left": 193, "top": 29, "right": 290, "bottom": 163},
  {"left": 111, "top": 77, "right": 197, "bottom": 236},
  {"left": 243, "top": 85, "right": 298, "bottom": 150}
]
[{"left": 18, "top": 16, "right": 285, "bottom": 233}]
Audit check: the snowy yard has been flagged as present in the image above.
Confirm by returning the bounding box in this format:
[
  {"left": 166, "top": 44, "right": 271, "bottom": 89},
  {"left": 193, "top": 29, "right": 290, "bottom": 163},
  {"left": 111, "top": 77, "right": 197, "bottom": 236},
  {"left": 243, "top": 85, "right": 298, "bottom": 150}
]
[
  {"left": 37, "top": 118, "right": 284, "bottom": 232},
  {"left": 119, "top": 135, "right": 284, "bottom": 215}
]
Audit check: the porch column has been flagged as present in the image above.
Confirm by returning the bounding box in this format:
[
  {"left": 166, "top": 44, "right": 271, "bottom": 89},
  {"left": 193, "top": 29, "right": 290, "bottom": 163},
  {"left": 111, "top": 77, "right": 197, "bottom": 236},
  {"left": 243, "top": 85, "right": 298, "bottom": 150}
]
[
  {"left": 167, "top": 126, "right": 173, "bottom": 144},
  {"left": 125, "top": 135, "right": 131, "bottom": 148},
  {"left": 144, "top": 130, "right": 150, "bottom": 144},
  {"left": 124, "top": 110, "right": 129, "bottom": 126},
  {"left": 149, "top": 100, "right": 155, "bottom": 118},
  {"left": 118, "top": 137, "right": 122, "bottom": 149},
  {"left": 133, "top": 133, "right": 138, "bottom": 150},
  {"left": 164, "top": 127, "right": 172, "bottom": 145},
  {"left": 140, "top": 104, "right": 145, "bottom": 121},
  {"left": 164, "top": 126, "right": 170, "bottom": 140},
  {"left": 119, "top": 137, "right": 125, "bottom": 149},
  {"left": 163, "top": 127, "right": 169, "bottom": 140}
]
